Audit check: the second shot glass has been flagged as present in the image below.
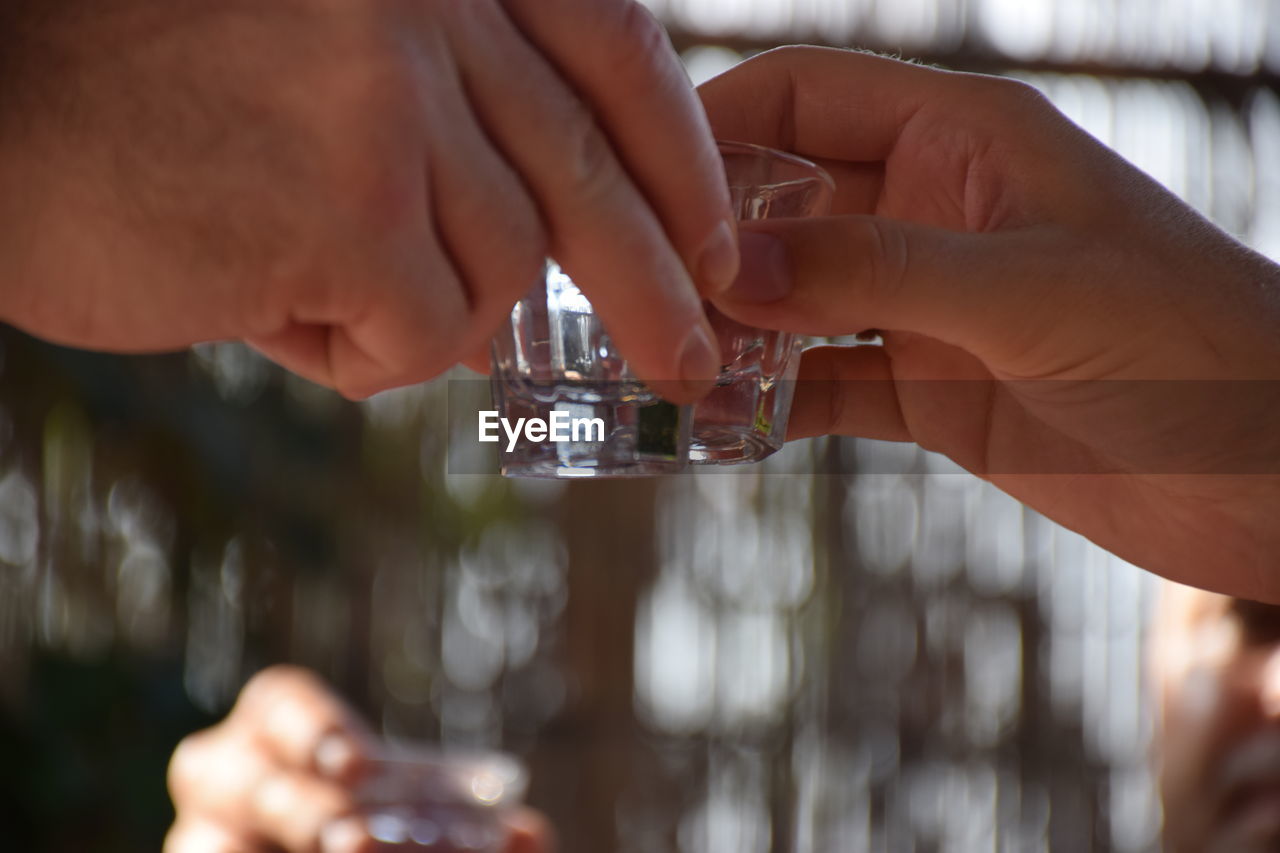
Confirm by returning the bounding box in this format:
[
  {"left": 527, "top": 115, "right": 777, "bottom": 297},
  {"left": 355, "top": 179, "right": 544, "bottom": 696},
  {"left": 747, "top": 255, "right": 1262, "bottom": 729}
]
[{"left": 691, "top": 141, "right": 834, "bottom": 465}]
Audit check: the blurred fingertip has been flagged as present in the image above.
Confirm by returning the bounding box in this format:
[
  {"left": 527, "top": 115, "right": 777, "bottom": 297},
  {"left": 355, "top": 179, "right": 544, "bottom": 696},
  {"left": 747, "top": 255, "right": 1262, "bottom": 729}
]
[
  {"left": 165, "top": 818, "right": 254, "bottom": 853},
  {"left": 315, "top": 733, "right": 360, "bottom": 780},
  {"left": 321, "top": 816, "right": 372, "bottom": 853}
]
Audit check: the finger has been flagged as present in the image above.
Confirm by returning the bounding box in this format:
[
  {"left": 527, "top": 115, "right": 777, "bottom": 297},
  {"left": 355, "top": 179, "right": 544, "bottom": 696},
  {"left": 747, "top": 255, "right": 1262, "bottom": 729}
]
[
  {"left": 241, "top": 96, "right": 474, "bottom": 399},
  {"left": 164, "top": 817, "right": 258, "bottom": 853},
  {"left": 169, "top": 727, "right": 245, "bottom": 815},
  {"left": 251, "top": 770, "right": 366, "bottom": 852},
  {"left": 713, "top": 217, "right": 1090, "bottom": 366},
  {"left": 322, "top": 253, "right": 469, "bottom": 399},
  {"left": 232, "top": 665, "right": 373, "bottom": 783},
  {"left": 787, "top": 345, "right": 908, "bottom": 441},
  {"left": 499, "top": 0, "right": 738, "bottom": 296},
  {"left": 170, "top": 728, "right": 368, "bottom": 853},
  {"left": 698, "top": 47, "right": 1071, "bottom": 225},
  {"left": 437, "top": 1, "right": 719, "bottom": 400},
  {"left": 245, "top": 323, "right": 338, "bottom": 389},
  {"left": 698, "top": 45, "right": 998, "bottom": 165},
  {"left": 413, "top": 48, "right": 547, "bottom": 359},
  {"left": 245, "top": 240, "right": 468, "bottom": 399}
]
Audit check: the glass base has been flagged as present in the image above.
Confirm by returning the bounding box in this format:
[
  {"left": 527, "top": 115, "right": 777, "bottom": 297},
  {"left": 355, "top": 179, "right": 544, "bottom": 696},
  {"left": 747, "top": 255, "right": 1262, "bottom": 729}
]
[
  {"left": 688, "top": 352, "right": 800, "bottom": 465},
  {"left": 688, "top": 426, "right": 782, "bottom": 465},
  {"left": 500, "top": 457, "right": 687, "bottom": 478}
]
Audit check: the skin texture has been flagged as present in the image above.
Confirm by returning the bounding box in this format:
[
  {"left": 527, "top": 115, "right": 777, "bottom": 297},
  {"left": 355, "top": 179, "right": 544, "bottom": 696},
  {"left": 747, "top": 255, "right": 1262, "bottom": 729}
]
[
  {"left": 1151, "top": 585, "right": 1280, "bottom": 853},
  {"left": 166, "top": 666, "right": 552, "bottom": 853},
  {"left": 0, "top": 0, "right": 734, "bottom": 401},
  {"left": 701, "top": 46, "right": 1280, "bottom": 602}
]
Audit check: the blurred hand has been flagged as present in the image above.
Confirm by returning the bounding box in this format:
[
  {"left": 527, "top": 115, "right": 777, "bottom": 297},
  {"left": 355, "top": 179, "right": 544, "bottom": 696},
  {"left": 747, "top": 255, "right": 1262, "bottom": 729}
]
[
  {"left": 0, "top": 0, "right": 731, "bottom": 400},
  {"left": 702, "top": 47, "right": 1280, "bottom": 600},
  {"left": 166, "top": 666, "right": 550, "bottom": 853}
]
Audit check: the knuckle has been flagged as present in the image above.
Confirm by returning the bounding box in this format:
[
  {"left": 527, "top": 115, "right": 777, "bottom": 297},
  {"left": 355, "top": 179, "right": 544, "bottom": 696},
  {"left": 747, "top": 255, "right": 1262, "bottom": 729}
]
[
  {"left": 743, "top": 44, "right": 827, "bottom": 84},
  {"left": 754, "top": 44, "right": 816, "bottom": 70},
  {"left": 606, "top": 1, "right": 671, "bottom": 67},
  {"left": 976, "top": 74, "right": 1050, "bottom": 112}
]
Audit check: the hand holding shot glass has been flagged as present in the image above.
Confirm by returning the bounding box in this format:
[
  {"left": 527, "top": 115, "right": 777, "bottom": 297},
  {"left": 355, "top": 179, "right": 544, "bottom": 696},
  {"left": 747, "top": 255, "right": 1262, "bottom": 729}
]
[
  {"left": 165, "top": 666, "right": 542, "bottom": 853},
  {"left": 489, "top": 141, "right": 833, "bottom": 478}
]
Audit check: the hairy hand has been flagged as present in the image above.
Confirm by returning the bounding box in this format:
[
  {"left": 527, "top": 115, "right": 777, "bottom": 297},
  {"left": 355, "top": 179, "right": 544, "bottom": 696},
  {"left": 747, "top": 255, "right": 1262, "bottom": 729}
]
[{"left": 0, "top": 0, "right": 731, "bottom": 400}]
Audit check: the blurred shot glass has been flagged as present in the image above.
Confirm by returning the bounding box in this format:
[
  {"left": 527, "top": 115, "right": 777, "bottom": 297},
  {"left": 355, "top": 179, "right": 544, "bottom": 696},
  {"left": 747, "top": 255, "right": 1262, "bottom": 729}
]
[
  {"left": 489, "top": 140, "right": 831, "bottom": 477},
  {"left": 356, "top": 745, "right": 527, "bottom": 851},
  {"left": 692, "top": 141, "right": 833, "bottom": 464}
]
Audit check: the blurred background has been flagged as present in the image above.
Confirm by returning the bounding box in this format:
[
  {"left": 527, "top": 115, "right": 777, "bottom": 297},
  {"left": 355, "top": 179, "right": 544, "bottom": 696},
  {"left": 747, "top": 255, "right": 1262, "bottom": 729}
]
[{"left": 3, "top": 1, "right": 1280, "bottom": 851}]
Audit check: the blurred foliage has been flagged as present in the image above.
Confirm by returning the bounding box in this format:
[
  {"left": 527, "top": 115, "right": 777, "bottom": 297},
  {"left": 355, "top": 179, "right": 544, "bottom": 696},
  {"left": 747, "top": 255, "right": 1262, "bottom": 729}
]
[{"left": 0, "top": 652, "right": 215, "bottom": 852}]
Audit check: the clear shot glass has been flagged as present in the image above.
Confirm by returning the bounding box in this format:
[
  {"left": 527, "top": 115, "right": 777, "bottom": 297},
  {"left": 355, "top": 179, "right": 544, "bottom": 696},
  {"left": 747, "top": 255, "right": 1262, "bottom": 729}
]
[
  {"left": 691, "top": 141, "right": 834, "bottom": 464},
  {"left": 356, "top": 746, "right": 527, "bottom": 851},
  {"left": 488, "top": 260, "right": 693, "bottom": 478},
  {"left": 489, "top": 141, "right": 831, "bottom": 478}
]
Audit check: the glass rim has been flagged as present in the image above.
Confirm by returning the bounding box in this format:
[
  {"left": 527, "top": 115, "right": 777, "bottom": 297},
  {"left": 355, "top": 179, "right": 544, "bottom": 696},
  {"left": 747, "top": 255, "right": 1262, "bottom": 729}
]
[
  {"left": 359, "top": 745, "right": 529, "bottom": 809},
  {"left": 714, "top": 138, "right": 836, "bottom": 195}
]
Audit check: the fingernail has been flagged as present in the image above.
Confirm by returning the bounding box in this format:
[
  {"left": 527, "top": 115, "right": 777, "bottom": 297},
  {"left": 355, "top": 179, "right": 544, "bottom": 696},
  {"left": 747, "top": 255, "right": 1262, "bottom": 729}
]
[
  {"left": 321, "top": 816, "right": 369, "bottom": 853},
  {"left": 728, "top": 230, "right": 791, "bottom": 303},
  {"left": 315, "top": 733, "right": 358, "bottom": 779},
  {"left": 697, "top": 219, "right": 739, "bottom": 295},
  {"left": 678, "top": 322, "right": 720, "bottom": 392}
]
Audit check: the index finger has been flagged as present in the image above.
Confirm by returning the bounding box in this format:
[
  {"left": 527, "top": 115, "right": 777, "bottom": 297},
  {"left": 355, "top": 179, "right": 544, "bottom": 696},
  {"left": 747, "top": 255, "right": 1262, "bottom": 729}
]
[
  {"left": 231, "top": 665, "right": 373, "bottom": 783},
  {"left": 468, "top": 0, "right": 726, "bottom": 399},
  {"left": 697, "top": 46, "right": 1010, "bottom": 163},
  {"left": 501, "top": 0, "right": 738, "bottom": 296}
]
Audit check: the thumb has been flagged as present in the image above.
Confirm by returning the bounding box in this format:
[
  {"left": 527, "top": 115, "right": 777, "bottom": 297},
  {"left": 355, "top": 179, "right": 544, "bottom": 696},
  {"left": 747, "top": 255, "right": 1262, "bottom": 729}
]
[{"left": 711, "top": 216, "right": 1062, "bottom": 357}]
